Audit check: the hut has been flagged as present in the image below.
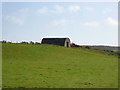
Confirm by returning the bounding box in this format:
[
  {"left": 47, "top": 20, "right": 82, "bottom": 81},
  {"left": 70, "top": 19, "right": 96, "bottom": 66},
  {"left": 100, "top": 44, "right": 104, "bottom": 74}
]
[{"left": 41, "top": 38, "right": 71, "bottom": 47}]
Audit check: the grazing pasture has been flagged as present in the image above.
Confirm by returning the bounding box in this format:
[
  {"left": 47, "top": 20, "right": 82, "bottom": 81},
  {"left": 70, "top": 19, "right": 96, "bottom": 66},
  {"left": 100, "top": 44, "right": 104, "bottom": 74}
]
[{"left": 2, "top": 43, "right": 118, "bottom": 88}]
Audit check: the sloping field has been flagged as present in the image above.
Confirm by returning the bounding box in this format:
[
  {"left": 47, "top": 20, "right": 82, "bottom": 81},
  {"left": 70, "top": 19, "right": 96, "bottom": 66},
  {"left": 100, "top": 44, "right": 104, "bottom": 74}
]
[{"left": 2, "top": 43, "right": 118, "bottom": 88}]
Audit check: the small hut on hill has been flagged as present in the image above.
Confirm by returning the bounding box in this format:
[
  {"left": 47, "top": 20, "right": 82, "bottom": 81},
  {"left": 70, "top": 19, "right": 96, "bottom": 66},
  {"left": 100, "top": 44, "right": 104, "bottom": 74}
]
[{"left": 41, "top": 38, "right": 71, "bottom": 47}]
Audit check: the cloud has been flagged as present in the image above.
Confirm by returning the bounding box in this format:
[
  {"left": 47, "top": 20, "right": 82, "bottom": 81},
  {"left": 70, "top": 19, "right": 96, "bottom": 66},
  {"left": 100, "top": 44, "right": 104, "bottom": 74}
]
[
  {"left": 68, "top": 5, "right": 80, "bottom": 12},
  {"left": 82, "top": 17, "right": 117, "bottom": 28},
  {"left": 19, "top": 8, "right": 29, "bottom": 14},
  {"left": 12, "top": 8, "right": 29, "bottom": 17},
  {"left": 5, "top": 8, "right": 28, "bottom": 25},
  {"left": 83, "top": 21, "right": 100, "bottom": 27},
  {"left": 37, "top": 7, "right": 48, "bottom": 14},
  {"left": 52, "top": 19, "right": 67, "bottom": 26},
  {"left": 6, "top": 16, "right": 24, "bottom": 25},
  {"left": 51, "top": 19, "right": 75, "bottom": 27},
  {"left": 37, "top": 5, "right": 64, "bottom": 14},
  {"left": 105, "top": 17, "right": 118, "bottom": 27},
  {"left": 86, "top": 7, "right": 93, "bottom": 11},
  {"left": 54, "top": 5, "right": 64, "bottom": 13},
  {"left": 103, "top": 9, "right": 112, "bottom": 14}
]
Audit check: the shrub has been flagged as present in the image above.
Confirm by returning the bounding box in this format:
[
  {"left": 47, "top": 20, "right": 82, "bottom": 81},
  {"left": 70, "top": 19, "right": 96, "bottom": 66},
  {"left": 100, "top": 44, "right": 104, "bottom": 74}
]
[{"left": 85, "top": 46, "right": 91, "bottom": 49}]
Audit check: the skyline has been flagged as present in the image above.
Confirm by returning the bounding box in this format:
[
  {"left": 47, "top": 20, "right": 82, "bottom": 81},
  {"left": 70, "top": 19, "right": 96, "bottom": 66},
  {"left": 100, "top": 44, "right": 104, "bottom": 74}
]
[{"left": 2, "top": 2, "right": 118, "bottom": 46}]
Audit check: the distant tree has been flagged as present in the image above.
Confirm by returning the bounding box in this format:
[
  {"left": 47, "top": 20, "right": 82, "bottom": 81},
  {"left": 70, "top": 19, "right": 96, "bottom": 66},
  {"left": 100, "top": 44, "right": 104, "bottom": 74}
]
[
  {"left": 21, "top": 41, "right": 29, "bottom": 44},
  {"left": 35, "top": 42, "right": 40, "bottom": 45},
  {"left": 71, "top": 43, "right": 75, "bottom": 47},
  {"left": 85, "top": 46, "right": 90, "bottom": 49},
  {"left": 110, "top": 50, "right": 114, "bottom": 53},
  {"left": 8, "top": 41, "right": 12, "bottom": 43},
  {"left": 106, "top": 50, "right": 110, "bottom": 52},
  {"left": 30, "top": 41, "right": 34, "bottom": 44},
  {"left": 2, "top": 40, "right": 7, "bottom": 43},
  {"left": 71, "top": 43, "right": 79, "bottom": 47}
]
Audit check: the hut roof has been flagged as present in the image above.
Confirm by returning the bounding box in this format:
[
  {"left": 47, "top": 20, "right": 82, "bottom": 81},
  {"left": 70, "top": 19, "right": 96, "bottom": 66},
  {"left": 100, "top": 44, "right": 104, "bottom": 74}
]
[{"left": 41, "top": 38, "right": 69, "bottom": 46}]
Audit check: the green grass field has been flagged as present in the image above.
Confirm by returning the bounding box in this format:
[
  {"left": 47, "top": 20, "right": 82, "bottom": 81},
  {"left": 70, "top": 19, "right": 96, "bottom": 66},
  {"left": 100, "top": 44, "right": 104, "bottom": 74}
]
[{"left": 2, "top": 43, "right": 118, "bottom": 88}]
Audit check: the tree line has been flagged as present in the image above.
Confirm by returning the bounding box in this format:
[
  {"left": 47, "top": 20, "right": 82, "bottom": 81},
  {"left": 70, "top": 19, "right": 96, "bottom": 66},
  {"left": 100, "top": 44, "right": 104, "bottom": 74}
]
[{"left": 0, "top": 40, "right": 41, "bottom": 45}]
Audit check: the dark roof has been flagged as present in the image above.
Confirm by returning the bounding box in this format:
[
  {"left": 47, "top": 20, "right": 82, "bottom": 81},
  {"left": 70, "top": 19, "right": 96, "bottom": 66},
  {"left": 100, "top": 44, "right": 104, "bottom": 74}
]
[{"left": 41, "top": 38, "right": 69, "bottom": 46}]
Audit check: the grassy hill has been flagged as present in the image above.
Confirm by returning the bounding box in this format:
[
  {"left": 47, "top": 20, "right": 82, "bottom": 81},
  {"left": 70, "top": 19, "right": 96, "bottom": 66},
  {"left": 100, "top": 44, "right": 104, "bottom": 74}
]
[{"left": 2, "top": 43, "right": 118, "bottom": 88}]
